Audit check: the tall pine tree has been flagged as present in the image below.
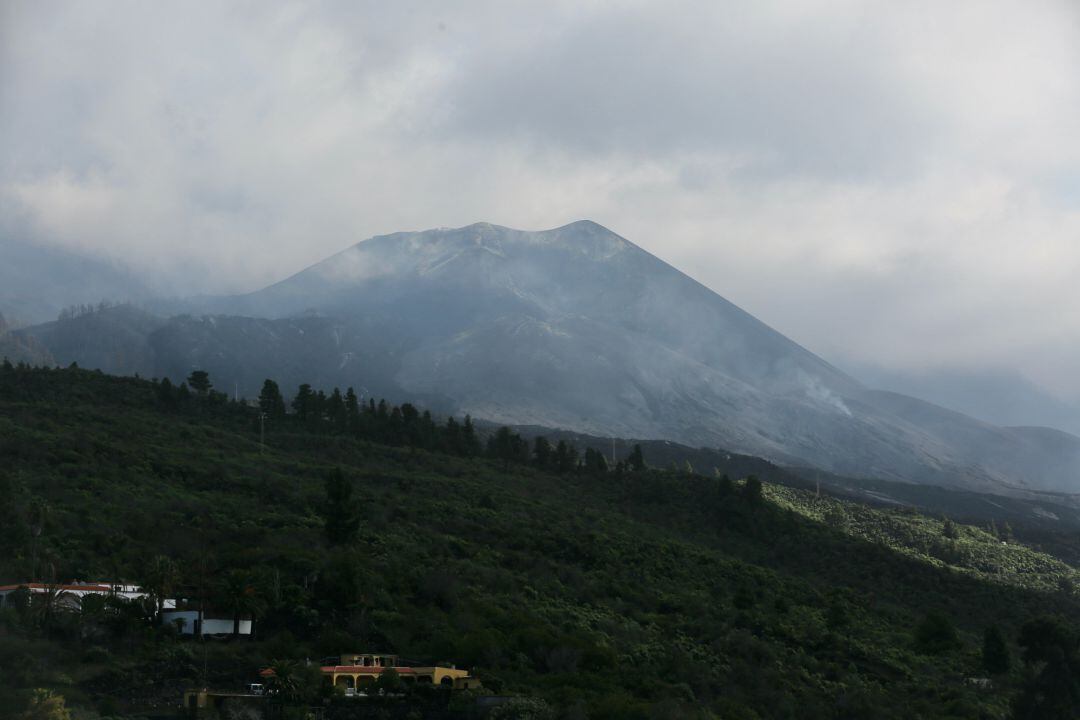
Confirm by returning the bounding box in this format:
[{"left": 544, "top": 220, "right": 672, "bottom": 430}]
[
  {"left": 322, "top": 468, "right": 360, "bottom": 546},
  {"left": 258, "top": 379, "right": 286, "bottom": 418}
]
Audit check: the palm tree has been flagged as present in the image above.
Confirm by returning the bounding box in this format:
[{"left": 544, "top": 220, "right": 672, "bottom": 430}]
[
  {"left": 141, "top": 555, "right": 180, "bottom": 621},
  {"left": 265, "top": 659, "right": 302, "bottom": 701},
  {"left": 33, "top": 583, "right": 72, "bottom": 639},
  {"left": 28, "top": 498, "right": 49, "bottom": 580},
  {"left": 78, "top": 593, "right": 107, "bottom": 644},
  {"left": 219, "top": 570, "right": 266, "bottom": 638}
]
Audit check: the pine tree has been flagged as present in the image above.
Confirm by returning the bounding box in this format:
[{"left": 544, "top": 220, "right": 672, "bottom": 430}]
[
  {"left": 462, "top": 415, "right": 481, "bottom": 457},
  {"left": 533, "top": 437, "right": 553, "bottom": 470},
  {"left": 584, "top": 447, "right": 608, "bottom": 474},
  {"left": 292, "top": 384, "right": 314, "bottom": 420},
  {"left": 400, "top": 403, "right": 420, "bottom": 445},
  {"left": 327, "top": 388, "right": 346, "bottom": 432},
  {"left": 186, "top": 370, "right": 211, "bottom": 396},
  {"left": 156, "top": 378, "right": 177, "bottom": 410},
  {"left": 344, "top": 388, "right": 360, "bottom": 430},
  {"left": 420, "top": 410, "right": 437, "bottom": 449},
  {"left": 388, "top": 406, "right": 404, "bottom": 444},
  {"left": 258, "top": 379, "right": 286, "bottom": 418},
  {"left": 742, "top": 475, "right": 763, "bottom": 505},
  {"left": 627, "top": 444, "right": 646, "bottom": 471},
  {"left": 982, "top": 625, "right": 1011, "bottom": 675},
  {"left": 488, "top": 427, "right": 528, "bottom": 469},
  {"left": 718, "top": 473, "right": 735, "bottom": 496},
  {"left": 322, "top": 468, "right": 361, "bottom": 546},
  {"left": 1013, "top": 616, "right": 1080, "bottom": 718},
  {"left": 554, "top": 440, "right": 578, "bottom": 474},
  {"left": 444, "top": 416, "right": 461, "bottom": 454}
]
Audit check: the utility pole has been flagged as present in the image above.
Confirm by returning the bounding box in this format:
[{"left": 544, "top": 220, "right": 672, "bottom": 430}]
[{"left": 259, "top": 412, "right": 266, "bottom": 454}]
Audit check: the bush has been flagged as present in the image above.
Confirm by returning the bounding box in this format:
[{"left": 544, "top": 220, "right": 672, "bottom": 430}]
[
  {"left": 488, "top": 697, "right": 556, "bottom": 720},
  {"left": 981, "top": 625, "right": 1010, "bottom": 675},
  {"left": 914, "top": 611, "right": 961, "bottom": 655},
  {"left": 80, "top": 647, "right": 109, "bottom": 664}
]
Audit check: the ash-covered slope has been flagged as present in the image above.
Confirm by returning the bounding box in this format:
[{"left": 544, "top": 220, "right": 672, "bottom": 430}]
[{"left": 220, "top": 220, "right": 1080, "bottom": 494}]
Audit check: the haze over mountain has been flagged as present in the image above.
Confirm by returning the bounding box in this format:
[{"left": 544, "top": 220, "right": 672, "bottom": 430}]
[
  {"left": 0, "top": 236, "right": 149, "bottom": 325},
  {"left": 16, "top": 220, "right": 1080, "bottom": 497},
  {"left": 851, "top": 364, "right": 1080, "bottom": 439}
]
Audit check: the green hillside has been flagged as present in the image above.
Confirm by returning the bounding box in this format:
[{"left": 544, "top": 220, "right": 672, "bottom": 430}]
[{"left": 2, "top": 364, "right": 1080, "bottom": 719}]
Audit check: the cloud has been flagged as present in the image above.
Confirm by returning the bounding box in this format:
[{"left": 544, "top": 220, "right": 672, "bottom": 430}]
[{"left": 3, "top": 0, "right": 1080, "bottom": 395}]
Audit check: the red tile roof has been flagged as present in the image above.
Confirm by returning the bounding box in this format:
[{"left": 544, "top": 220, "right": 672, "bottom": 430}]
[
  {"left": 0, "top": 583, "right": 114, "bottom": 593},
  {"left": 320, "top": 666, "right": 417, "bottom": 674},
  {"left": 260, "top": 666, "right": 416, "bottom": 677}
]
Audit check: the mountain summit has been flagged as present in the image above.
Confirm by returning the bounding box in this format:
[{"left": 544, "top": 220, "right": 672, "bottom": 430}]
[
  {"left": 236, "top": 221, "right": 861, "bottom": 439},
  {"left": 18, "top": 221, "right": 1080, "bottom": 494},
  {"left": 223, "top": 220, "right": 1078, "bottom": 494}
]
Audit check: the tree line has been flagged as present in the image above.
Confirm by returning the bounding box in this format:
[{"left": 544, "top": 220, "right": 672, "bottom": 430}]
[{"left": 155, "top": 370, "right": 649, "bottom": 475}]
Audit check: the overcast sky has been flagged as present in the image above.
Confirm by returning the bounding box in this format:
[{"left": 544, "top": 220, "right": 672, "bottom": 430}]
[{"left": 4, "top": 1, "right": 1080, "bottom": 397}]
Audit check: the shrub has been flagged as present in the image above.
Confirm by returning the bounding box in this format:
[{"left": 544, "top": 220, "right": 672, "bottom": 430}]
[{"left": 914, "top": 611, "right": 961, "bottom": 655}]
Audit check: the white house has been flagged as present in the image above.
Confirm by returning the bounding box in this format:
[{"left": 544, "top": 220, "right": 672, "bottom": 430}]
[{"left": 161, "top": 609, "right": 252, "bottom": 636}]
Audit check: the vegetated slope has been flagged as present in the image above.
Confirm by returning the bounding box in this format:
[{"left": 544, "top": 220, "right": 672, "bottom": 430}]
[
  {"left": 16, "top": 305, "right": 1080, "bottom": 529},
  {"left": 19, "top": 304, "right": 164, "bottom": 376},
  {"left": 15, "top": 308, "right": 447, "bottom": 410},
  {"left": 20, "top": 221, "right": 1080, "bottom": 495},
  {"left": 1, "top": 367, "right": 1079, "bottom": 718},
  {"left": 0, "top": 313, "right": 54, "bottom": 367},
  {"left": 511, "top": 424, "right": 1080, "bottom": 532}
]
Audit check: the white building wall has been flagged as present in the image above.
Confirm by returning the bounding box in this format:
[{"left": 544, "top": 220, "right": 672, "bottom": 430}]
[{"left": 161, "top": 610, "right": 252, "bottom": 635}]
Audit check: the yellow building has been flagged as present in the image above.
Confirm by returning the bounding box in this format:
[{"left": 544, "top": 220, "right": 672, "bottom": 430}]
[
  {"left": 320, "top": 653, "right": 481, "bottom": 691},
  {"left": 181, "top": 688, "right": 264, "bottom": 717}
]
